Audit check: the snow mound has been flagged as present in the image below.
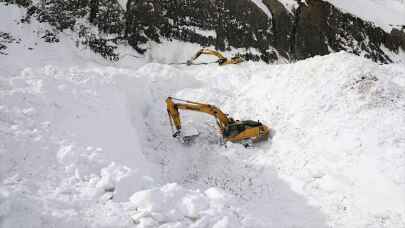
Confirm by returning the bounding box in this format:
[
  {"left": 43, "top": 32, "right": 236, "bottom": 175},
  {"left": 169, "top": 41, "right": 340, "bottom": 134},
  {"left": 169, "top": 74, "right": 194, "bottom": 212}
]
[
  {"left": 166, "top": 52, "right": 405, "bottom": 227},
  {"left": 129, "top": 183, "right": 259, "bottom": 228}
]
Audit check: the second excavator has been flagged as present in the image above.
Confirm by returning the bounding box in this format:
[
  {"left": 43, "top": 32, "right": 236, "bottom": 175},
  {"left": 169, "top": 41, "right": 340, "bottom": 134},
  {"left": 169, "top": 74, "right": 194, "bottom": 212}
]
[
  {"left": 187, "top": 48, "right": 243, "bottom": 66},
  {"left": 166, "top": 97, "right": 270, "bottom": 146}
]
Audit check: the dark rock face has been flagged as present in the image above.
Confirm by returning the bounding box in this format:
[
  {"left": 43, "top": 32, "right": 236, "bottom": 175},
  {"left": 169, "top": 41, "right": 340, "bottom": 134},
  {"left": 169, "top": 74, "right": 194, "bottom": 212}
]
[
  {"left": 293, "top": 0, "right": 394, "bottom": 63},
  {"left": 125, "top": 0, "right": 277, "bottom": 61},
  {"left": 11, "top": 0, "right": 405, "bottom": 63},
  {"left": 3, "top": 0, "right": 31, "bottom": 7},
  {"left": 0, "top": 31, "right": 19, "bottom": 55},
  {"left": 125, "top": 0, "right": 404, "bottom": 63},
  {"left": 20, "top": 0, "right": 123, "bottom": 61},
  {"left": 263, "top": 0, "right": 294, "bottom": 59},
  {"left": 389, "top": 28, "right": 405, "bottom": 51}
]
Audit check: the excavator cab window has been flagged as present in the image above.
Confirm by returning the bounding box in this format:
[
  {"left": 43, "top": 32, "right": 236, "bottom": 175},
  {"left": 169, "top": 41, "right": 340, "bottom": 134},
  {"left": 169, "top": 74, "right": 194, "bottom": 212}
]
[
  {"left": 223, "top": 123, "right": 246, "bottom": 137},
  {"left": 241, "top": 120, "right": 262, "bottom": 127}
]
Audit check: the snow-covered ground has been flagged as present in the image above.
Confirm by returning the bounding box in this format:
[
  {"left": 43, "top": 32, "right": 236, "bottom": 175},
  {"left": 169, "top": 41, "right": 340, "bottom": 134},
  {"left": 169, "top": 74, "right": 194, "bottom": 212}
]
[{"left": 1, "top": 3, "right": 405, "bottom": 228}]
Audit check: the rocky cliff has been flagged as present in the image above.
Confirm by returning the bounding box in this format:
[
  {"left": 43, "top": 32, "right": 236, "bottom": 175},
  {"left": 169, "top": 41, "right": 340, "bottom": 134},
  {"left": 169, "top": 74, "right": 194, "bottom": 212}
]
[{"left": 3, "top": 0, "right": 405, "bottom": 63}]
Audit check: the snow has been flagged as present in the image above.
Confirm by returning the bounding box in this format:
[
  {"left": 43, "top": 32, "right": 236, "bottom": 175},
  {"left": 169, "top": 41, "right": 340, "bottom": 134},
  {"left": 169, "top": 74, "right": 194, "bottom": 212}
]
[
  {"left": 277, "top": 0, "right": 300, "bottom": 13},
  {"left": 171, "top": 54, "right": 405, "bottom": 227},
  {"left": 2, "top": 3, "right": 405, "bottom": 228},
  {"left": 144, "top": 40, "right": 204, "bottom": 64},
  {"left": 128, "top": 183, "right": 257, "bottom": 228},
  {"left": 324, "top": 0, "right": 405, "bottom": 32},
  {"left": 117, "top": 0, "right": 127, "bottom": 10},
  {"left": 250, "top": 0, "right": 272, "bottom": 18}
]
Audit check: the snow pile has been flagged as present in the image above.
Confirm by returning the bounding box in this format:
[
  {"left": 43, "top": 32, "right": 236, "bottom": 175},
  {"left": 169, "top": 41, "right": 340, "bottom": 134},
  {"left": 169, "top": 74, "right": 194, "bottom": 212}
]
[
  {"left": 127, "top": 52, "right": 405, "bottom": 227},
  {"left": 173, "top": 52, "right": 405, "bottom": 227},
  {"left": 0, "top": 64, "right": 154, "bottom": 228},
  {"left": 129, "top": 183, "right": 260, "bottom": 228}
]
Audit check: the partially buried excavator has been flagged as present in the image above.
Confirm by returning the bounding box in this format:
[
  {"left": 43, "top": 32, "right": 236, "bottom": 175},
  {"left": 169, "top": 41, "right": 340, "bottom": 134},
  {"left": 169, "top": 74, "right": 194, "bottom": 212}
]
[
  {"left": 166, "top": 97, "right": 270, "bottom": 146},
  {"left": 187, "top": 48, "right": 243, "bottom": 66}
]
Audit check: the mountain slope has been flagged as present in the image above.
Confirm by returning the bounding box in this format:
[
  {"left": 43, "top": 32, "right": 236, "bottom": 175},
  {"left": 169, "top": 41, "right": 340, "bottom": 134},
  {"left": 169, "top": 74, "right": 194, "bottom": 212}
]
[
  {"left": 6, "top": 0, "right": 405, "bottom": 63},
  {"left": 324, "top": 0, "right": 405, "bottom": 32}
]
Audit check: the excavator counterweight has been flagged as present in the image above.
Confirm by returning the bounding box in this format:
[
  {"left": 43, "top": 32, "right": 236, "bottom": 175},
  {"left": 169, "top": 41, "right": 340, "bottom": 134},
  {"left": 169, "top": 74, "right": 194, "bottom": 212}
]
[{"left": 166, "top": 97, "right": 270, "bottom": 146}]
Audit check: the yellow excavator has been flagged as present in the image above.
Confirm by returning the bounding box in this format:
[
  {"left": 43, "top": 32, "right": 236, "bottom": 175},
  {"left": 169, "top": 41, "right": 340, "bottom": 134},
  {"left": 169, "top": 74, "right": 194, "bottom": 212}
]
[
  {"left": 187, "top": 48, "right": 243, "bottom": 66},
  {"left": 166, "top": 97, "right": 270, "bottom": 146}
]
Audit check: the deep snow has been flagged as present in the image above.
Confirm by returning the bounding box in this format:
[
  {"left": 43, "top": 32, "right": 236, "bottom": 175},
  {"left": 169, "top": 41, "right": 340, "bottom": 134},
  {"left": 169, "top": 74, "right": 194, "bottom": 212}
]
[{"left": 1, "top": 3, "right": 405, "bottom": 228}]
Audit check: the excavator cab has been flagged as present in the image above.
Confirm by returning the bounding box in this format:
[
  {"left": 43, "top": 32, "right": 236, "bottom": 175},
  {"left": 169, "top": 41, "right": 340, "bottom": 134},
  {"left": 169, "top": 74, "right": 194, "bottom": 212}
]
[
  {"left": 217, "top": 58, "right": 227, "bottom": 65},
  {"left": 223, "top": 120, "right": 269, "bottom": 146},
  {"left": 230, "top": 56, "right": 243, "bottom": 64},
  {"left": 223, "top": 121, "right": 246, "bottom": 138}
]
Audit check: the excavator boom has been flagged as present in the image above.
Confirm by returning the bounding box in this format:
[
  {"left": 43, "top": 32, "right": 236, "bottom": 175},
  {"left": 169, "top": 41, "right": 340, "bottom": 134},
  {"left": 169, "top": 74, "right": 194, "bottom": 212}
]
[
  {"left": 166, "top": 97, "right": 232, "bottom": 135},
  {"left": 191, "top": 48, "right": 225, "bottom": 61},
  {"left": 188, "top": 48, "right": 243, "bottom": 65}
]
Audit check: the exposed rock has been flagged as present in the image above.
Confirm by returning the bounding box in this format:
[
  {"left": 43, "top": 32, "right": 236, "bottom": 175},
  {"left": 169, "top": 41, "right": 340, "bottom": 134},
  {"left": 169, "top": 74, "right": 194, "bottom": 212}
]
[
  {"left": 9, "top": 0, "right": 405, "bottom": 63},
  {"left": 389, "top": 28, "right": 405, "bottom": 51},
  {"left": 263, "top": 0, "right": 294, "bottom": 59},
  {"left": 123, "top": 0, "right": 404, "bottom": 63},
  {"left": 41, "top": 30, "right": 59, "bottom": 43},
  {"left": 293, "top": 0, "right": 394, "bottom": 63},
  {"left": 2, "top": 0, "right": 31, "bottom": 7},
  {"left": 0, "top": 31, "right": 17, "bottom": 55}
]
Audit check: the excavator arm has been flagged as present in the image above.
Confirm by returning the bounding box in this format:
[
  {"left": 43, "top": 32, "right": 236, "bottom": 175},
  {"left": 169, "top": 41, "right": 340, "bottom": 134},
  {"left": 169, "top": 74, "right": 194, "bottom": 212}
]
[
  {"left": 166, "top": 97, "right": 233, "bottom": 137},
  {"left": 191, "top": 48, "right": 226, "bottom": 62},
  {"left": 187, "top": 48, "right": 243, "bottom": 65}
]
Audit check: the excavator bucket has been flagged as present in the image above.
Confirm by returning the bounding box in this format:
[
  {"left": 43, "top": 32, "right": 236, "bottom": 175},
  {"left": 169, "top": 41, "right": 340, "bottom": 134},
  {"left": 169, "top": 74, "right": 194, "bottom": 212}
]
[
  {"left": 181, "top": 134, "right": 200, "bottom": 144},
  {"left": 176, "top": 127, "right": 200, "bottom": 144}
]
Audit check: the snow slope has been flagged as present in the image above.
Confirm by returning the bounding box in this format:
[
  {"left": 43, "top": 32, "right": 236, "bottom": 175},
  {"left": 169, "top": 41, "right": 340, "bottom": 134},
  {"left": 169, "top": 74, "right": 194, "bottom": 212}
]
[
  {"left": 250, "top": 0, "right": 272, "bottom": 18},
  {"left": 277, "top": 0, "right": 300, "bottom": 13},
  {"left": 2, "top": 3, "right": 405, "bottom": 228},
  {"left": 163, "top": 53, "right": 405, "bottom": 227}
]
